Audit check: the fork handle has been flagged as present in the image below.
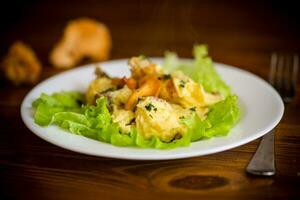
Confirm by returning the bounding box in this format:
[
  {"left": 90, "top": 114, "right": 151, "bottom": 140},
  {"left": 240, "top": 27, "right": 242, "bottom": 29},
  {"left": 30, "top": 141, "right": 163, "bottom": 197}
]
[{"left": 246, "top": 130, "right": 276, "bottom": 176}]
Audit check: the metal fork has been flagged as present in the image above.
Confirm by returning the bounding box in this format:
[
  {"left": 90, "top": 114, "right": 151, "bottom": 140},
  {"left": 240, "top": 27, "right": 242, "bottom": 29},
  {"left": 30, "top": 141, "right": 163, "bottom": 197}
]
[{"left": 246, "top": 53, "right": 299, "bottom": 176}]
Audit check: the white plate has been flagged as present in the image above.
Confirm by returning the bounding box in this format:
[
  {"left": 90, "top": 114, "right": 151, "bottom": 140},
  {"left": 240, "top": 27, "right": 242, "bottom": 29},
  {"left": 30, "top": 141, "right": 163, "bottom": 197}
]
[{"left": 21, "top": 59, "right": 284, "bottom": 160}]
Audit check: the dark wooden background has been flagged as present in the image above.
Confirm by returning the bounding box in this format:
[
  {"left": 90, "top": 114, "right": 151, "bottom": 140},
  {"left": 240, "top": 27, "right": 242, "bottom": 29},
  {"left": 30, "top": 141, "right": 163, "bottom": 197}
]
[{"left": 0, "top": 0, "right": 299, "bottom": 199}]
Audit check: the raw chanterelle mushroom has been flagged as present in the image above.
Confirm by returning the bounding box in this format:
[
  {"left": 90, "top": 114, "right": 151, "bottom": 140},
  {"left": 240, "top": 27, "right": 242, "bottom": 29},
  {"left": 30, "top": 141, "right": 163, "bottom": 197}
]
[
  {"left": 50, "top": 18, "right": 112, "bottom": 68},
  {"left": 1, "top": 41, "right": 41, "bottom": 85}
]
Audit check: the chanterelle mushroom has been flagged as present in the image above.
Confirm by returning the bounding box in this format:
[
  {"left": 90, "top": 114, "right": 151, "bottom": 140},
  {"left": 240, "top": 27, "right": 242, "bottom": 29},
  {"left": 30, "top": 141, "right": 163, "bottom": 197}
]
[
  {"left": 50, "top": 18, "right": 112, "bottom": 68},
  {"left": 1, "top": 41, "right": 41, "bottom": 85}
]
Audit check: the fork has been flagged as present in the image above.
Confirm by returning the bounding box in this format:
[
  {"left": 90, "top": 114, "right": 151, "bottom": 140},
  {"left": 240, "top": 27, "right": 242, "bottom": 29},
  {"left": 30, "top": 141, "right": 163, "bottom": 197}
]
[{"left": 246, "top": 53, "right": 299, "bottom": 176}]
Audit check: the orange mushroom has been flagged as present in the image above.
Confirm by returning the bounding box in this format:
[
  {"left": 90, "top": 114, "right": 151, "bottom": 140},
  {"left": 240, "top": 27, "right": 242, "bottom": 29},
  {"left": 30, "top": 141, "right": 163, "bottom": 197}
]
[{"left": 125, "top": 76, "right": 161, "bottom": 110}]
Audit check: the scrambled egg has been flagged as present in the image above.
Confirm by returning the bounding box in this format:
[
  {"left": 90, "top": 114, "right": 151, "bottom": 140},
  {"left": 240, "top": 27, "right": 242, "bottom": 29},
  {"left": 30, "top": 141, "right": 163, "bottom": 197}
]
[
  {"left": 172, "top": 71, "right": 222, "bottom": 107},
  {"left": 135, "top": 97, "right": 186, "bottom": 142},
  {"left": 112, "top": 105, "right": 135, "bottom": 133},
  {"left": 109, "top": 86, "right": 134, "bottom": 133},
  {"left": 171, "top": 104, "right": 209, "bottom": 121},
  {"left": 106, "top": 86, "right": 132, "bottom": 106}
]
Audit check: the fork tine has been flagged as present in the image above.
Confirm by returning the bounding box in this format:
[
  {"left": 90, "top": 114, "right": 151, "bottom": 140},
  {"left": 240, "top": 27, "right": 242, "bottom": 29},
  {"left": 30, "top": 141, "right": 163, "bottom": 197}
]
[
  {"left": 282, "top": 54, "right": 292, "bottom": 101},
  {"left": 284, "top": 54, "right": 298, "bottom": 103},
  {"left": 269, "top": 52, "right": 297, "bottom": 103},
  {"left": 269, "top": 53, "right": 277, "bottom": 85},
  {"left": 284, "top": 54, "right": 299, "bottom": 103},
  {"left": 275, "top": 53, "right": 284, "bottom": 95},
  {"left": 292, "top": 54, "right": 299, "bottom": 91},
  {"left": 277, "top": 53, "right": 298, "bottom": 103}
]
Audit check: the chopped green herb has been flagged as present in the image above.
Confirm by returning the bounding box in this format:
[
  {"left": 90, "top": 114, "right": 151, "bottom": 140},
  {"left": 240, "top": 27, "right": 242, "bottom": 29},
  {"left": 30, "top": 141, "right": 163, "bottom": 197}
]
[
  {"left": 163, "top": 74, "right": 172, "bottom": 80},
  {"left": 179, "top": 80, "right": 186, "bottom": 88},
  {"left": 145, "top": 103, "right": 157, "bottom": 112},
  {"left": 149, "top": 114, "right": 153, "bottom": 118},
  {"left": 179, "top": 116, "right": 185, "bottom": 119},
  {"left": 189, "top": 107, "right": 196, "bottom": 111}
]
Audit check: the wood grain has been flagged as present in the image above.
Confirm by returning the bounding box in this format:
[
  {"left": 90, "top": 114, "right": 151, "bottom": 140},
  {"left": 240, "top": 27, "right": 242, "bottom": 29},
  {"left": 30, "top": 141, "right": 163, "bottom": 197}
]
[{"left": 0, "top": 0, "right": 300, "bottom": 199}]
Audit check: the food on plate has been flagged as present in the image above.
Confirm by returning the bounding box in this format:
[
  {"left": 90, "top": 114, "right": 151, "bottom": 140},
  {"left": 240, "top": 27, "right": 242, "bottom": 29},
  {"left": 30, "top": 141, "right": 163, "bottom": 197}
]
[
  {"left": 1, "top": 41, "right": 42, "bottom": 85},
  {"left": 50, "top": 18, "right": 112, "bottom": 68},
  {"left": 32, "top": 45, "right": 240, "bottom": 149}
]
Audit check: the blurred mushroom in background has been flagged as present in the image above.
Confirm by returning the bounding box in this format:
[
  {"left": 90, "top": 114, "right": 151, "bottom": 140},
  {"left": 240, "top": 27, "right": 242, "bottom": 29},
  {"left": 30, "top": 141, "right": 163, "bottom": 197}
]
[
  {"left": 50, "top": 18, "right": 112, "bottom": 69},
  {"left": 1, "top": 41, "right": 42, "bottom": 85}
]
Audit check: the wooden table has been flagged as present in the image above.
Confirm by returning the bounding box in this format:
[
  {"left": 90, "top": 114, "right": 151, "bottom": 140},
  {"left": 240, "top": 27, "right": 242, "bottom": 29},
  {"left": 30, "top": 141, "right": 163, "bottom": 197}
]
[{"left": 0, "top": 0, "right": 299, "bottom": 199}]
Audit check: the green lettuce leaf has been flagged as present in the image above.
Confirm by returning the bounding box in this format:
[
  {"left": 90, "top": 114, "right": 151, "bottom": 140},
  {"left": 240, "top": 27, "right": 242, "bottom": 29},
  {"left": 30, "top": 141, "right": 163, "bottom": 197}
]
[
  {"left": 163, "top": 45, "right": 231, "bottom": 97},
  {"left": 32, "top": 92, "right": 84, "bottom": 126},
  {"left": 205, "top": 95, "right": 240, "bottom": 137},
  {"left": 182, "top": 95, "right": 240, "bottom": 141}
]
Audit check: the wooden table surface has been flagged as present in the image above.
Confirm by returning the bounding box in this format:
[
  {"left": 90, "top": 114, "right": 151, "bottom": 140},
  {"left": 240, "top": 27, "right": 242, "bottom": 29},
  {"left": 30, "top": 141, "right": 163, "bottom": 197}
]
[{"left": 0, "top": 0, "right": 300, "bottom": 199}]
